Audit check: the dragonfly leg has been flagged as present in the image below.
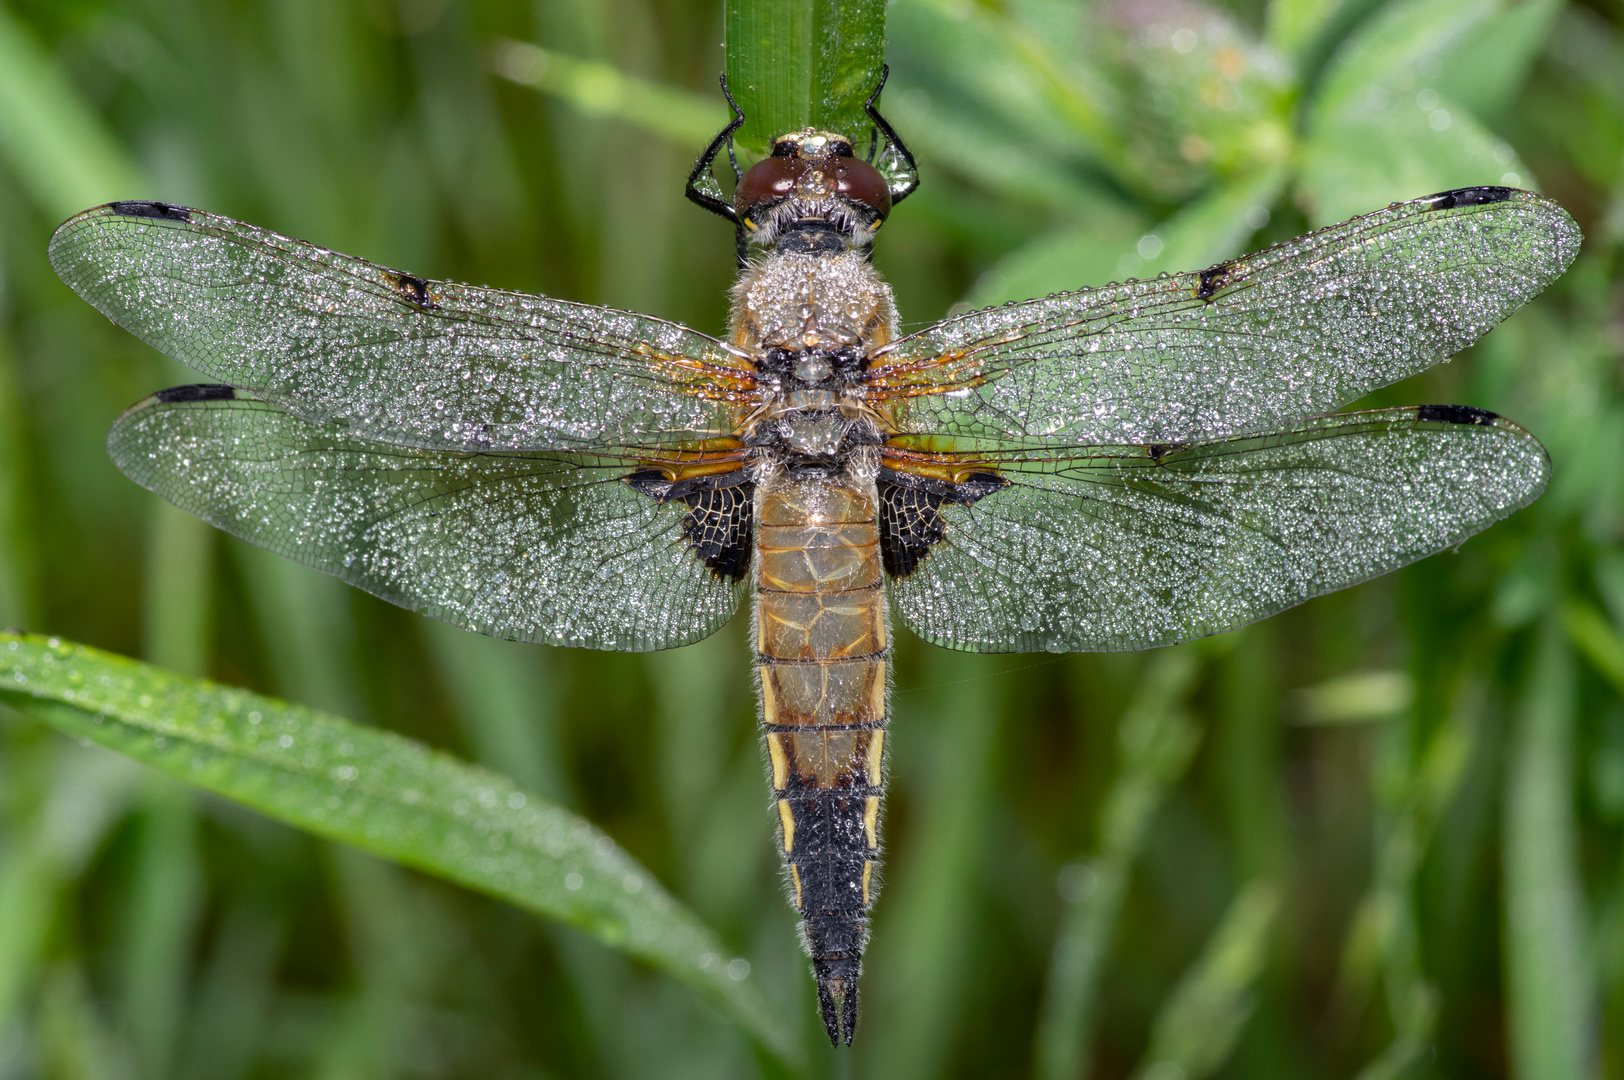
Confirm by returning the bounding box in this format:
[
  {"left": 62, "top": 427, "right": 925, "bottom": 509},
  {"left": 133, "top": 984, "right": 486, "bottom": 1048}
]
[
  {"left": 863, "top": 65, "right": 919, "bottom": 205},
  {"left": 686, "top": 74, "right": 746, "bottom": 225}
]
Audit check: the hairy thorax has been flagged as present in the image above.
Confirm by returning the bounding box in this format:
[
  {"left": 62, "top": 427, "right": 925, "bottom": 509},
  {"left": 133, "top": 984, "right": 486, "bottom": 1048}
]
[
  {"left": 731, "top": 251, "right": 897, "bottom": 459},
  {"left": 730, "top": 250, "right": 896, "bottom": 359}
]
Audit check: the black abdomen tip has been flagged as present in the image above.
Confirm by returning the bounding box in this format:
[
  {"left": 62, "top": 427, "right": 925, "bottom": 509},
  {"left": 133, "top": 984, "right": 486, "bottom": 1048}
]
[
  {"left": 1417, "top": 404, "right": 1500, "bottom": 425},
  {"left": 153, "top": 383, "right": 238, "bottom": 404},
  {"left": 1423, "top": 187, "right": 1514, "bottom": 210},
  {"left": 109, "top": 200, "right": 193, "bottom": 221},
  {"left": 814, "top": 958, "right": 861, "bottom": 1046}
]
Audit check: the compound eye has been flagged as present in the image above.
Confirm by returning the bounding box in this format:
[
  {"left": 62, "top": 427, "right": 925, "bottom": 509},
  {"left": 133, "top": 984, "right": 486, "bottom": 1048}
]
[
  {"left": 736, "top": 157, "right": 810, "bottom": 215},
  {"left": 830, "top": 158, "right": 891, "bottom": 218}
]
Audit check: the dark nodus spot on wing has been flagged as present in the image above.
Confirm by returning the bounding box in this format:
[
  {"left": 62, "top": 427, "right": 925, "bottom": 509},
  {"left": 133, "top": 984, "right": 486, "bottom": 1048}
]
[
  {"left": 388, "top": 272, "right": 432, "bottom": 307},
  {"left": 109, "top": 200, "right": 192, "bottom": 222},
  {"left": 1196, "top": 261, "right": 1243, "bottom": 301},
  {"left": 1417, "top": 404, "right": 1500, "bottom": 425},
  {"left": 1422, "top": 187, "right": 1514, "bottom": 210},
  {"left": 153, "top": 384, "right": 238, "bottom": 404}
]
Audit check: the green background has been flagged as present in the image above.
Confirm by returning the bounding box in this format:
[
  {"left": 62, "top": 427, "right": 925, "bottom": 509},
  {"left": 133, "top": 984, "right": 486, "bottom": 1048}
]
[{"left": 0, "top": 0, "right": 1622, "bottom": 1077}]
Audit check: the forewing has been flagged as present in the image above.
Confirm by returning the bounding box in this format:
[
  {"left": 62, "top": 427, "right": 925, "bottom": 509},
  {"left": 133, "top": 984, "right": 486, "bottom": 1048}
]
[
  {"left": 51, "top": 202, "right": 752, "bottom": 452},
  {"left": 108, "top": 387, "right": 746, "bottom": 651},
  {"left": 888, "top": 407, "right": 1548, "bottom": 653},
  {"left": 877, "top": 189, "right": 1580, "bottom": 445}
]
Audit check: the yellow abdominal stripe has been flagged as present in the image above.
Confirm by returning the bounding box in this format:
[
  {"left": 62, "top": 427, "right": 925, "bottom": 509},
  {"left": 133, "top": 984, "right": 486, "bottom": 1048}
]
[
  {"left": 778, "top": 799, "right": 796, "bottom": 852},
  {"left": 768, "top": 734, "right": 789, "bottom": 790},
  {"left": 865, "top": 730, "right": 883, "bottom": 786}
]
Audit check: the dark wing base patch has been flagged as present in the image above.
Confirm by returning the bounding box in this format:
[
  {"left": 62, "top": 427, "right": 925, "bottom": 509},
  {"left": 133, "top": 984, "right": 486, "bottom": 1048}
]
[
  {"left": 877, "top": 468, "right": 1007, "bottom": 579},
  {"left": 625, "top": 470, "right": 754, "bottom": 582}
]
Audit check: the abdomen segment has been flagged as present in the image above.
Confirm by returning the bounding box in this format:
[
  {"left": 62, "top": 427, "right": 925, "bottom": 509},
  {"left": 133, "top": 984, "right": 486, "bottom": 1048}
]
[{"left": 754, "top": 475, "right": 887, "bottom": 1046}]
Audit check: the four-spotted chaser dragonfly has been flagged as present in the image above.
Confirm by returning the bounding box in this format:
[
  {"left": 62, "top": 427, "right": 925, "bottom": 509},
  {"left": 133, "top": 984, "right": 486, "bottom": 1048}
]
[{"left": 49, "top": 73, "right": 1578, "bottom": 1045}]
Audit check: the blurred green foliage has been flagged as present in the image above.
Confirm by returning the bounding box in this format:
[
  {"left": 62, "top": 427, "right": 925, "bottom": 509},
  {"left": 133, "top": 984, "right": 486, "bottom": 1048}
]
[
  {"left": 0, "top": 633, "right": 796, "bottom": 1064},
  {"left": 0, "top": 0, "right": 1619, "bottom": 1078}
]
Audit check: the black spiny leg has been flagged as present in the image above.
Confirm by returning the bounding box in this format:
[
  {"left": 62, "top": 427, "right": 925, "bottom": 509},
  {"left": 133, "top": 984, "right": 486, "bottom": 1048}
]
[
  {"left": 863, "top": 65, "right": 919, "bottom": 205},
  {"left": 685, "top": 74, "right": 749, "bottom": 265}
]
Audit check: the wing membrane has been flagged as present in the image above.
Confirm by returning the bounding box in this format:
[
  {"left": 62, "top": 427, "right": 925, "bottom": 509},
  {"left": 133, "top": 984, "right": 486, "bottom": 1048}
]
[
  {"left": 52, "top": 203, "right": 751, "bottom": 453},
  {"left": 877, "top": 189, "right": 1580, "bottom": 445},
  {"left": 108, "top": 387, "right": 745, "bottom": 650},
  {"left": 888, "top": 407, "right": 1548, "bottom": 653}
]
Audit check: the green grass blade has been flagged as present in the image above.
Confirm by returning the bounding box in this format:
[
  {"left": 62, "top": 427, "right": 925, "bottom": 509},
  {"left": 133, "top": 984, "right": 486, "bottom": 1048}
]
[
  {"left": 1131, "top": 880, "right": 1279, "bottom": 1080},
  {"left": 1503, "top": 619, "right": 1596, "bottom": 1080},
  {"left": 424, "top": 623, "right": 573, "bottom": 804},
  {"left": 118, "top": 777, "right": 200, "bottom": 1080},
  {"left": 489, "top": 38, "right": 727, "bottom": 147},
  {"left": 0, "top": 743, "right": 138, "bottom": 1033},
  {"left": 724, "top": 0, "right": 885, "bottom": 152},
  {"left": 1341, "top": 681, "right": 1480, "bottom": 1079},
  {"left": 1035, "top": 648, "right": 1203, "bottom": 1080},
  {"left": 1563, "top": 600, "right": 1624, "bottom": 696},
  {"left": 0, "top": 7, "right": 145, "bottom": 216},
  {"left": 867, "top": 650, "right": 1003, "bottom": 1080},
  {"left": 1266, "top": 0, "right": 1347, "bottom": 59},
  {"left": 0, "top": 633, "right": 797, "bottom": 1067},
  {"left": 0, "top": 336, "right": 38, "bottom": 630},
  {"left": 1291, "top": 670, "right": 1415, "bottom": 725},
  {"left": 141, "top": 505, "right": 213, "bottom": 677},
  {"left": 1300, "top": 0, "right": 1531, "bottom": 225},
  {"left": 969, "top": 164, "right": 1287, "bottom": 307}
]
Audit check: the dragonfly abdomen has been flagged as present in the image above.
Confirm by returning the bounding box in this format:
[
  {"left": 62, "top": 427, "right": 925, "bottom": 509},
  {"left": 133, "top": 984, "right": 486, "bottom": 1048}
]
[{"left": 754, "top": 473, "right": 888, "bottom": 1046}]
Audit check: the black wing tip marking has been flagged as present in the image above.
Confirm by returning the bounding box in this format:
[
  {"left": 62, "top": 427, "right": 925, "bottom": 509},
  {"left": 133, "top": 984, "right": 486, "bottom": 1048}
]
[
  {"left": 107, "top": 200, "right": 194, "bottom": 222},
  {"left": 152, "top": 383, "right": 240, "bottom": 404},
  {"left": 1416, "top": 403, "right": 1501, "bottom": 426},
  {"left": 1419, "top": 187, "right": 1516, "bottom": 211}
]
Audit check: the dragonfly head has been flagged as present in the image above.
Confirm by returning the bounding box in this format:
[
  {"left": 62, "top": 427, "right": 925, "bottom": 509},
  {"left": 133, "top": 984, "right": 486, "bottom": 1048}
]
[{"left": 735, "top": 128, "right": 891, "bottom": 254}]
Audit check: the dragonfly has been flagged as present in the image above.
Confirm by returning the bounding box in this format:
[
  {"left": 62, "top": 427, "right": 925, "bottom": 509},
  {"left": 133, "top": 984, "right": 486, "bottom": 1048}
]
[{"left": 49, "top": 71, "right": 1578, "bottom": 1046}]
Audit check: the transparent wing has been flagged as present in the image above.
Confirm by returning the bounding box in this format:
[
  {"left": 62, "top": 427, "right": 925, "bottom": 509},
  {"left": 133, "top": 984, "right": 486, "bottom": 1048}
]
[
  {"left": 875, "top": 189, "right": 1580, "bottom": 446},
  {"left": 51, "top": 202, "right": 754, "bottom": 453},
  {"left": 889, "top": 407, "right": 1548, "bottom": 653},
  {"left": 108, "top": 387, "right": 745, "bottom": 650}
]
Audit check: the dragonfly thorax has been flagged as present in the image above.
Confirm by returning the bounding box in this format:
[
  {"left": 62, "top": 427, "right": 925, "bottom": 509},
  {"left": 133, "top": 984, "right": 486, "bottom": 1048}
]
[
  {"left": 757, "top": 345, "right": 865, "bottom": 389},
  {"left": 746, "top": 406, "right": 881, "bottom": 463},
  {"left": 731, "top": 241, "right": 895, "bottom": 482},
  {"left": 730, "top": 250, "right": 897, "bottom": 357}
]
